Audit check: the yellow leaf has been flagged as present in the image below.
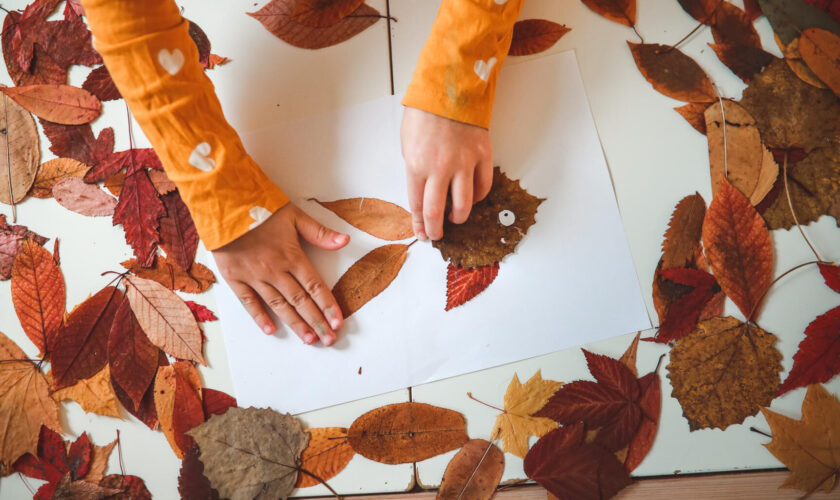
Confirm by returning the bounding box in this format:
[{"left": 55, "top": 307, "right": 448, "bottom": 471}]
[
  {"left": 493, "top": 371, "right": 562, "bottom": 458},
  {"left": 52, "top": 364, "right": 121, "bottom": 419}
]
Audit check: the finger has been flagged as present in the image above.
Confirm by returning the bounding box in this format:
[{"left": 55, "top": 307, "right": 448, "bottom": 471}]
[
  {"left": 291, "top": 258, "right": 343, "bottom": 331},
  {"left": 449, "top": 171, "right": 474, "bottom": 224},
  {"left": 407, "top": 171, "right": 427, "bottom": 240},
  {"left": 253, "top": 281, "right": 317, "bottom": 345},
  {"left": 230, "top": 281, "right": 275, "bottom": 335},
  {"left": 295, "top": 210, "right": 349, "bottom": 250},
  {"left": 423, "top": 176, "right": 449, "bottom": 241},
  {"left": 474, "top": 160, "right": 494, "bottom": 203},
  {"left": 272, "top": 273, "right": 337, "bottom": 346}
]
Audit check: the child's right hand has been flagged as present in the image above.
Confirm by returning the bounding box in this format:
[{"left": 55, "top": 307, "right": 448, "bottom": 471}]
[{"left": 211, "top": 203, "right": 349, "bottom": 346}]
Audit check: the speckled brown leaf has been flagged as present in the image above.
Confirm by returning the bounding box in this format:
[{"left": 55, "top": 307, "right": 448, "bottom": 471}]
[
  {"left": 347, "top": 402, "right": 469, "bottom": 464},
  {"left": 30, "top": 158, "right": 88, "bottom": 198},
  {"left": 295, "top": 427, "right": 354, "bottom": 488},
  {"left": 799, "top": 28, "right": 840, "bottom": 97},
  {"left": 581, "top": 0, "right": 636, "bottom": 26},
  {"left": 52, "top": 177, "right": 117, "bottom": 216},
  {"left": 333, "top": 243, "right": 409, "bottom": 318},
  {"left": 674, "top": 102, "right": 710, "bottom": 134},
  {"left": 437, "top": 439, "right": 505, "bottom": 500},
  {"left": 291, "top": 0, "right": 364, "bottom": 27},
  {"left": 508, "top": 19, "right": 570, "bottom": 56},
  {"left": 1, "top": 85, "right": 101, "bottom": 125},
  {"left": 314, "top": 197, "right": 412, "bottom": 240},
  {"left": 628, "top": 43, "right": 716, "bottom": 102},
  {"left": 121, "top": 256, "right": 216, "bottom": 294},
  {"left": 667, "top": 316, "right": 782, "bottom": 430},
  {"left": 0, "top": 92, "right": 40, "bottom": 204},
  {"left": 51, "top": 364, "right": 121, "bottom": 419},
  {"left": 187, "top": 407, "right": 308, "bottom": 500},
  {"left": 434, "top": 167, "right": 544, "bottom": 268}
]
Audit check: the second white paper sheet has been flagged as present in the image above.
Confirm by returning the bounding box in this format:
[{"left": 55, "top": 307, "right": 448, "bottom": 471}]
[{"left": 212, "top": 51, "right": 651, "bottom": 414}]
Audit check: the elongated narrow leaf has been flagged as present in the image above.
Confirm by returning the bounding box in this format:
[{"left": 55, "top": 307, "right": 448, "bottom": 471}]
[
  {"left": 11, "top": 240, "right": 64, "bottom": 353},
  {"left": 661, "top": 193, "right": 706, "bottom": 270},
  {"left": 108, "top": 296, "right": 159, "bottom": 409},
  {"left": 1, "top": 85, "right": 101, "bottom": 125},
  {"left": 159, "top": 191, "right": 199, "bottom": 271},
  {"left": 628, "top": 43, "right": 716, "bottom": 102},
  {"left": 291, "top": 0, "right": 365, "bottom": 27},
  {"left": 249, "top": 0, "right": 380, "bottom": 49},
  {"left": 155, "top": 362, "right": 204, "bottom": 459},
  {"left": 508, "top": 19, "right": 570, "bottom": 56},
  {"left": 0, "top": 92, "right": 40, "bottom": 204},
  {"left": 438, "top": 439, "right": 504, "bottom": 500},
  {"left": 52, "top": 177, "right": 116, "bottom": 216},
  {"left": 799, "top": 28, "right": 840, "bottom": 97},
  {"left": 332, "top": 243, "right": 410, "bottom": 318},
  {"left": 314, "top": 197, "right": 412, "bottom": 240}
]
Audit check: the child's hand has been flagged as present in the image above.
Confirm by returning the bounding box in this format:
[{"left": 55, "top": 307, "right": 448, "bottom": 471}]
[
  {"left": 211, "top": 203, "right": 349, "bottom": 346},
  {"left": 400, "top": 107, "right": 493, "bottom": 241}
]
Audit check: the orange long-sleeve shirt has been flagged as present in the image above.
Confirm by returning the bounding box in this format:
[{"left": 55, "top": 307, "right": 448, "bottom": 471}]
[{"left": 81, "top": 0, "right": 524, "bottom": 251}]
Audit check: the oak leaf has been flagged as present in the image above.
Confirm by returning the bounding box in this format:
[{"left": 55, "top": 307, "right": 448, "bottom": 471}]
[
  {"left": 52, "top": 177, "right": 117, "bottom": 216},
  {"left": 291, "top": 0, "right": 365, "bottom": 27},
  {"left": 508, "top": 19, "right": 570, "bottom": 56},
  {"left": 581, "top": 0, "right": 636, "bottom": 26},
  {"left": 437, "top": 439, "right": 504, "bottom": 500},
  {"left": 295, "top": 427, "right": 354, "bottom": 488},
  {"left": 628, "top": 43, "right": 716, "bottom": 102},
  {"left": 347, "top": 402, "right": 469, "bottom": 464},
  {"left": 0, "top": 91, "right": 40, "bottom": 204},
  {"left": 82, "top": 65, "right": 121, "bottom": 102},
  {"left": 201, "top": 388, "right": 237, "bottom": 419},
  {"left": 121, "top": 256, "right": 216, "bottom": 294},
  {"left": 11, "top": 239, "right": 64, "bottom": 353},
  {"left": 113, "top": 168, "right": 166, "bottom": 267},
  {"left": 799, "top": 28, "right": 840, "bottom": 97},
  {"left": 445, "top": 262, "right": 499, "bottom": 311},
  {"left": 159, "top": 191, "right": 199, "bottom": 271},
  {"left": 758, "top": 0, "right": 840, "bottom": 45},
  {"left": 1, "top": 84, "right": 101, "bottom": 125},
  {"left": 108, "top": 296, "right": 159, "bottom": 409},
  {"left": 761, "top": 384, "right": 840, "bottom": 494},
  {"left": 333, "top": 243, "right": 410, "bottom": 318},
  {"left": 51, "top": 364, "right": 121, "bottom": 418},
  {"left": 777, "top": 305, "right": 840, "bottom": 395},
  {"left": 187, "top": 406, "right": 309, "bottom": 500},
  {"left": 313, "top": 197, "right": 412, "bottom": 240},
  {"left": 667, "top": 316, "right": 782, "bottom": 430},
  {"left": 674, "top": 102, "right": 709, "bottom": 134},
  {"left": 492, "top": 371, "right": 561, "bottom": 458},
  {"left": 31, "top": 158, "right": 88, "bottom": 198}
]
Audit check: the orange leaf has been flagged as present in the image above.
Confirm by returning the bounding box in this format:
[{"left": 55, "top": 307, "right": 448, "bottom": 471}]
[
  {"left": 313, "top": 197, "right": 412, "bottom": 240},
  {"left": 154, "top": 362, "right": 204, "bottom": 459},
  {"left": 121, "top": 256, "right": 216, "bottom": 294},
  {"left": 661, "top": 193, "right": 706, "bottom": 270},
  {"left": 438, "top": 439, "right": 505, "bottom": 500},
  {"left": 31, "top": 158, "right": 89, "bottom": 198},
  {"left": 291, "top": 0, "right": 365, "bottom": 28},
  {"left": 619, "top": 332, "right": 641, "bottom": 377},
  {"left": 1, "top": 84, "right": 101, "bottom": 125},
  {"left": 674, "top": 102, "right": 709, "bottom": 134},
  {"left": 445, "top": 262, "right": 499, "bottom": 311},
  {"left": 581, "top": 0, "right": 636, "bottom": 27},
  {"left": 295, "top": 427, "right": 354, "bottom": 488},
  {"left": 332, "top": 243, "right": 410, "bottom": 318},
  {"left": 11, "top": 240, "right": 64, "bottom": 354},
  {"left": 508, "top": 19, "right": 570, "bottom": 56},
  {"left": 628, "top": 43, "right": 716, "bottom": 102},
  {"left": 799, "top": 28, "right": 840, "bottom": 98},
  {"left": 51, "top": 364, "right": 121, "bottom": 419},
  {"left": 701, "top": 177, "right": 773, "bottom": 320}
]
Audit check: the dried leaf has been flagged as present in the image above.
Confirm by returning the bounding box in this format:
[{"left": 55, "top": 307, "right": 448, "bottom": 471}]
[
  {"left": 314, "top": 197, "right": 412, "bottom": 240},
  {"left": 710, "top": 43, "right": 776, "bottom": 83},
  {"left": 125, "top": 275, "right": 206, "bottom": 365},
  {"left": 0, "top": 92, "right": 40, "bottom": 204},
  {"left": 159, "top": 191, "right": 199, "bottom": 271},
  {"left": 761, "top": 384, "right": 840, "bottom": 494},
  {"left": 434, "top": 168, "right": 544, "bottom": 268},
  {"left": 98, "top": 474, "right": 151, "bottom": 499},
  {"left": 11, "top": 240, "right": 64, "bottom": 353},
  {"left": 39, "top": 122, "right": 114, "bottom": 173},
  {"left": 779, "top": 35, "right": 828, "bottom": 88},
  {"left": 347, "top": 402, "right": 469, "bottom": 464},
  {"left": 437, "top": 439, "right": 505, "bottom": 500},
  {"left": 52, "top": 473, "right": 121, "bottom": 499},
  {"left": 201, "top": 388, "right": 236, "bottom": 419},
  {"left": 249, "top": 0, "right": 380, "bottom": 50},
  {"left": 186, "top": 301, "right": 218, "bottom": 323},
  {"left": 0, "top": 215, "right": 47, "bottom": 280},
  {"left": 661, "top": 193, "right": 706, "bottom": 269},
  {"left": 654, "top": 268, "right": 722, "bottom": 343},
  {"left": 178, "top": 446, "right": 220, "bottom": 500},
  {"left": 493, "top": 371, "right": 561, "bottom": 458},
  {"left": 333, "top": 243, "right": 409, "bottom": 318},
  {"left": 711, "top": 2, "right": 762, "bottom": 49},
  {"left": 51, "top": 365, "right": 121, "bottom": 418},
  {"left": 295, "top": 427, "right": 354, "bottom": 488},
  {"left": 113, "top": 168, "right": 166, "bottom": 267},
  {"left": 619, "top": 333, "right": 641, "bottom": 377},
  {"left": 445, "top": 262, "right": 499, "bottom": 311},
  {"left": 81, "top": 65, "right": 121, "bottom": 102},
  {"left": 667, "top": 316, "right": 782, "bottom": 430},
  {"left": 1, "top": 85, "right": 100, "bottom": 125},
  {"left": 85, "top": 439, "right": 116, "bottom": 484},
  {"left": 155, "top": 363, "right": 205, "bottom": 459},
  {"left": 291, "top": 0, "right": 365, "bottom": 27},
  {"left": 581, "top": 0, "right": 636, "bottom": 26},
  {"left": 676, "top": 0, "right": 721, "bottom": 23},
  {"left": 51, "top": 286, "right": 123, "bottom": 389},
  {"left": 799, "top": 28, "right": 840, "bottom": 97},
  {"left": 108, "top": 296, "right": 159, "bottom": 409},
  {"left": 777, "top": 305, "right": 840, "bottom": 395},
  {"left": 508, "top": 19, "right": 570, "bottom": 56},
  {"left": 121, "top": 256, "right": 216, "bottom": 294},
  {"left": 112, "top": 366, "right": 161, "bottom": 430},
  {"left": 758, "top": 0, "right": 840, "bottom": 45},
  {"left": 819, "top": 262, "right": 840, "bottom": 292},
  {"left": 623, "top": 372, "right": 661, "bottom": 472},
  {"left": 207, "top": 54, "right": 229, "bottom": 68},
  {"left": 187, "top": 407, "right": 308, "bottom": 500},
  {"left": 31, "top": 158, "right": 88, "bottom": 198},
  {"left": 148, "top": 169, "right": 176, "bottom": 195},
  {"left": 805, "top": 0, "right": 840, "bottom": 23},
  {"left": 674, "top": 102, "right": 710, "bottom": 134},
  {"left": 702, "top": 177, "right": 773, "bottom": 320},
  {"left": 13, "top": 426, "right": 86, "bottom": 487},
  {"left": 52, "top": 177, "right": 117, "bottom": 216},
  {"left": 628, "top": 43, "right": 716, "bottom": 102}
]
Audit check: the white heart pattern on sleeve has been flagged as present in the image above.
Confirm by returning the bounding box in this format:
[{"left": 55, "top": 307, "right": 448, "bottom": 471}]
[
  {"left": 188, "top": 142, "right": 215, "bottom": 171},
  {"left": 158, "top": 48, "right": 185, "bottom": 75},
  {"left": 249, "top": 206, "right": 272, "bottom": 230},
  {"left": 474, "top": 57, "right": 497, "bottom": 82}
]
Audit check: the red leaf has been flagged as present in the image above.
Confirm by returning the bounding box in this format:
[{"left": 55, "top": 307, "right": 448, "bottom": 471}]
[
  {"left": 108, "top": 297, "right": 160, "bottom": 409},
  {"left": 583, "top": 349, "right": 640, "bottom": 400},
  {"left": 85, "top": 148, "right": 162, "bottom": 183},
  {"left": 523, "top": 423, "right": 632, "bottom": 500},
  {"left": 178, "top": 446, "right": 220, "bottom": 500},
  {"left": 14, "top": 426, "right": 92, "bottom": 485},
  {"left": 581, "top": 0, "right": 636, "bottom": 27},
  {"left": 171, "top": 368, "right": 205, "bottom": 456},
  {"left": 99, "top": 474, "right": 151, "bottom": 499},
  {"left": 201, "top": 388, "right": 237, "bottom": 419},
  {"left": 508, "top": 19, "right": 570, "bottom": 56},
  {"left": 112, "top": 371, "right": 160, "bottom": 430},
  {"left": 654, "top": 268, "right": 722, "bottom": 343},
  {"left": 11, "top": 239, "right": 65, "bottom": 353},
  {"left": 185, "top": 301, "right": 218, "bottom": 323},
  {"left": 624, "top": 372, "right": 661, "bottom": 472},
  {"left": 51, "top": 286, "right": 123, "bottom": 388},
  {"left": 0, "top": 214, "right": 48, "bottom": 280},
  {"left": 113, "top": 169, "right": 166, "bottom": 267},
  {"left": 40, "top": 121, "right": 114, "bottom": 172},
  {"left": 777, "top": 305, "right": 840, "bottom": 395},
  {"left": 159, "top": 191, "right": 199, "bottom": 271},
  {"left": 819, "top": 263, "right": 840, "bottom": 293},
  {"left": 82, "top": 65, "right": 121, "bottom": 102},
  {"left": 65, "top": 432, "right": 91, "bottom": 480},
  {"left": 445, "top": 262, "right": 499, "bottom": 311}
]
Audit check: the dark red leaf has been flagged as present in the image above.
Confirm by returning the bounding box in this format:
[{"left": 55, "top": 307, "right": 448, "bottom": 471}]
[
  {"left": 654, "top": 268, "right": 722, "bottom": 343},
  {"left": 113, "top": 169, "right": 166, "bottom": 267},
  {"left": 186, "top": 301, "right": 218, "bottom": 323},
  {"left": 188, "top": 20, "right": 211, "bottom": 69},
  {"left": 108, "top": 296, "right": 159, "bottom": 409},
  {"left": 170, "top": 367, "right": 206, "bottom": 455},
  {"left": 40, "top": 120, "right": 114, "bottom": 171},
  {"left": 819, "top": 263, "right": 840, "bottom": 293},
  {"left": 82, "top": 65, "right": 121, "bottom": 101},
  {"left": 65, "top": 433, "right": 91, "bottom": 480},
  {"left": 159, "top": 191, "right": 199, "bottom": 271},
  {"left": 178, "top": 446, "right": 220, "bottom": 500},
  {"left": 111, "top": 352, "right": 166, "bottom": 430},
  {"left": 445, "top": 262, "right": 499, "bottom": 310},
  {"left": 84, "top": 148, "right": 161, "bottom": 183},
  {"left": 583, "top": 349, "right": 640, "bottom": 400},
  {"left": 14, "top": 426, "right": 65, "bottom": 483},
  {"left": 99, "top": 474, "right": 152, "bottom": 499},
  {"left": 777, "top": 305, "right": 840, "bottom": 395},
  {"left": 201, "top": 388, "right": 237, "bottom": 419},
  {"left": 743, "top": 0, "right": 762, "bottom": 21},
  {"left": 624, "top": 372, "right": 661, "bottom": 472}
]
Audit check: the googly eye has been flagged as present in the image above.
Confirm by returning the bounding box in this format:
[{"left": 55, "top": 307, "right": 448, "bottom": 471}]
[{"left": 498, "top": 210, "right": 515, "bottom": 227}]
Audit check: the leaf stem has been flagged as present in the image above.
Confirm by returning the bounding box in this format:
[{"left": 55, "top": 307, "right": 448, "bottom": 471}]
[
  {"left": 297, "top": 467, "right": 341, "bottom": 498},
  {"left": 668, "top": 0, "right": 724, "bottom": 52},
  {"left": 117, "top": 429, "right": 126, "bottom": 476},
  {"left": 783, "top": 152, "right": 822, "bottom": 262},
  {"left": 631, "top": 24, "right": 644, "bottom": 44},
  {"left": 17, "top": 472, "right": 35, "bottom": 495},
  {"left": 3, "top": 93, "right": 16, "bottom": 222},
  {"left": 466, "top": 392, "right": 504, "bottom": 413},
  {"left": 749, "top": 426, "right": 771, "bottom": 438},
  {"left": 747, "top": 260, "right": 821, "bottom": 322}
]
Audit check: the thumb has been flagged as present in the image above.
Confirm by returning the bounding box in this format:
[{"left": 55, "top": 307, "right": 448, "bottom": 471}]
[{"left": 295, "top": 211, "right": 349, "bottom": 250}]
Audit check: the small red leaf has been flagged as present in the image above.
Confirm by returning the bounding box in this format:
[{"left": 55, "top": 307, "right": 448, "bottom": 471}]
[
  {"left": 201, "top": 388, "right": 237, "bottom": 419},
  {"left": 819, "top": 263, "right": 840, "bottom": 293},
  {"left": 82, "top": 65, "right": 121, "bottom": 102},
  {"left": 185, "top": 301, "right": 218, "bottom": 323},
  {"left": 777, "top": 305, "right": 840, "bottom": 395},
  {"left": 445, "top": 262, "right": 499, "bottom": 311},
  {"left": 654, "top": 268, "right": 722, "bottom": 343}
]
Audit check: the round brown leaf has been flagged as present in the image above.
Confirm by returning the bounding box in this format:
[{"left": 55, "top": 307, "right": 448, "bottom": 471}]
[
  {"left": 667, "top": 316, "right": 782, "bottom": 430},
  {"left": 291, "top": 0, "right": 365, "bottom": 28},
  {"left": 295, "top": 427, "right": 354, "bottom": 488},
  {"left": 11, "top": 240, "right": 64, "bottom": 354},
  {"left": 799, "top": 28, "right": 840, "bottom": 98},
  {"left": 31, "top": 158, "right": 88, "bottom": 198},
  {"left": 314, "top": 197, "right": 412, "bottom": 240},
  {"left": 332, "top": 243, "right": 410, "bottom": 318},
  {"left": 628, "top": 43, "right": 716, "bottom": 103},
  {"left": 347, "top": 402, "right": 469, "bottom": 464},
  {"left": 1, "top": 84, "right": 101, "bottom": 125},
  {"left": 0, "top": 93, "right": 40, "bottom": 204},
  {"left": 508, "top": 19, "right": 570, "bottom": 56},
  {"left": 437, "top": 439, "right": 504, "bottom": 500}
]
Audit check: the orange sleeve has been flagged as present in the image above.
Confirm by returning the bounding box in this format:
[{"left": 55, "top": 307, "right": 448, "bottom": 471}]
[
  {"left": 81, "top": 0, "right": 289, "bottom": 251},
  {"left": 402, "top": 0, "right": 525, "bottom": 129}
]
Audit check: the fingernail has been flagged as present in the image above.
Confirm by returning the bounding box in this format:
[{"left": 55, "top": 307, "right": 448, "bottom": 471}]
[
  {"left": 262, "top": 324, "right": 273, "bottom": 334},
  {"left": 304, "top": 333, "right": 316, "bottom": 344},
  {"left": 333, "top": 234, "right": 348, "bottom": 244},
  {"left": 329, "top": 317, "right": 340, "bottom": 329},
  {"left": 324, "top": 334, "right": 335, "bottom": 346},
  {"left": 416, "top": 230, "right": 428, "bottom": 241}
]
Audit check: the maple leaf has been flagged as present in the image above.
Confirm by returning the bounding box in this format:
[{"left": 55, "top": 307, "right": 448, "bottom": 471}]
[
  {"left": 201, "top": 388, "right": 237, "bottom": 419},
  {"left": 31, "top": 158, "right": 89, "bottom": 198},
  {"left": 108, "top": 296, "right": 159, "bottom": 409},
  {"left": 667, "top": 316, "right": 782, "bottom": 430},
  {"left": 186, "top": 301, "right": 218, "bottom": 323},
  {"left": 761, "top": 384, "right": 840, "bottom": 495},
  {"left": 438, "top": 439, "right": 504, "bottom": 500},
  {"left": 333, "top": 243, "right": 411, "bottom": 318},
  {"left": 347, "top": 402, "right": 469, "bottom": 464},
  {"left": 187, "top": 407, "right": 309, "bottom": 500},
  {"left": 581, "top": 0, "right": 636, "bottom": 26},
  {"left": 159, "top": 191, "right": 199, "bottom": 272},
  {"left": 0, "top": 215, "right": 47, "bottom": 280},
  {"left": 445, "top": 262, "right": 499, "bottom": 311},
  {"left": 295, "top": 427, "right": 355, "bottom": 488},
  {"left": 51, "top": 364, "right": 121, "bottom": 419},
  {"left": 627, "top": 43, "right": 716, "bottom": 102},
  {"left": 313, "top": 197, "right": 413, "bottom": 241},
  {"left": 39, "top": 121, "right": 114, "bottom": 172},
  {"left": 777, "top": 305, "right": 840, "bottom": 395},
  {"left": 11, "top": 239, "right": 65, "bottom": 353},
  {"left": 291, "top": 0, "right": 365, "bottom": 28},
  {"left": 654, "top": 268, "right": 722, "bottom": 343},
  {"left": 113, "top": 168, "right": 166, "bottom": 267},
  {"left": 0, "top": 90, "right": 41, "bottom": 205},
  {"left": 14, "top": 426, "right": 93, "bottom": 498},
  {"left": 178, "top": 446, "right": 221, "bottom": 500},
  {"left": 508, "top": 19, "right": 570, "bottom": 56},
  {"left": 121, "top": 256, "right": 216, "bottom": 294},
  {"left": 490, "top": 371, "right": 561, "bottom": 458},
  {"left": 82, "top": 65, "right": 121, "bottom": 102},
  {"left": 1, "top": 84, "right": 101, "bottom": 125},
  {"left": 52, "top": 177, "right": 117, "bottom": 216},
  {"left": 523, "top": 423, "right": 632, "bottom": 500}
]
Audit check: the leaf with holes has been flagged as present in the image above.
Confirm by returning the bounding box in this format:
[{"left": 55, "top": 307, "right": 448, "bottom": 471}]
[
  {"left": 445, "top": 262, "right": 499, "bottom": 311},
  {"left": 778, "top": 305, "right": 840, "bottom": 395},
  {"left": 313, "top": 197, "right": 412, "bottom": 240},
  {"left": 492, "top": 371, "right": 561, "bottom": 458},
  {"left": 295, "top": 427, "right": 354, "bottom": 488},
  {"left": 11, "top": 240, "right": 64, "bottom": 354},
  {"left": 628, "top": 43, "right": 716, "bottom": 102},
  {"left": 0, "top": 91, "right": 40, "bottom": 205},
  {"left": 508, "top": 19, "right": 570, "bottom": 56},
  {"left": 438, "top": 439, "right": 505, "bottom": 500},
  {"left": 249, "top": 0, "right": 381, "bottom": 49},
  {"left": 1, "top": 85, "right": 101, "bottom": 125},
  {"left": 333, "top": 243, "right": 410, "bottom": 318}
]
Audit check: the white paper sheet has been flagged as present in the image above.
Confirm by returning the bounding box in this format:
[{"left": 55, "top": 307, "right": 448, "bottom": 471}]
[{"left": 210, "top": 51, "right": 651, "bottom": 414}]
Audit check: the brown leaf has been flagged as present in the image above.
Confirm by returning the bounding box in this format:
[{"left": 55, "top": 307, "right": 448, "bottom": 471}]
[
  {"left": 347, "top": 402, "right": 469, "bottom": 464},
  {"left": 51, "top": 364, "right": 121, "bottom": 418},
  {"left": 52, "top": 177, "right": 117, "bottom": 216},
  {"left": 148, "top": 169, "right": 176, "bottom": 195},
  {"left": 674, "top": 102, "right": 710, "bottom": 134},
  {"left": 778, "top": 35, "right": 828, "bottom": 89},
  {"left": 314, "top": 197, "right": 411, "bottom": 240},
  {"left": 667, "top": 316, "right": 782, "bottom": 430},
  {"left": 11, "top": 240, "right": 64, "bottom": 353},
  {"left": 121, "top": 256, "right": 216, "bottom": 294},
  {"left": 628, "top": 43, "right": 716, "bottom": 102},
  {"left": 31, "top": 158, "right": 88, "bottom": 198},
  {"left": 291, "top": 0, "right": 365, "bottom": 27},
  {"left": 709, "top": 43, "right": 776, "bottom": 83},
  {"left": 0, "top": 92, "right": 40, "bottom": 204},
  {"left": 581, "top": 0, "right": 636, "bottom": 26},
  {"left": 108, "top": 297, "right": 159, "bottom": 409},
  {"left": 295, "top": 427, "right": 354, "bottom": 488},
  {"left": 187, "top": 407, "right": 309, "bottom": 500},
  {"left": 0, "top": 330, "right": 61, "bottom": 471},
  {"left": 53, "top": 473, "right": 121, "bottom": 499},
  {"left": 661, "top": 193, "right": 706, "bottom": 270},
  {"left": 438, "top": 439, "right": 505, "bottom": 500},
  {"left": 249, "top": 0, "right": 380, "bottom": 49},
  {"left": 85, "top": 439, "right": 117, "bottom": 484},
  {"left": 125, "top": 275, "right": 206, "bottom": 365},
  {"left": 333, "top": 243, "right": 410, "bottom": 318},
  {"left": 508, "top": 19, "right": 570, "bottom": 56},
  {"left": 1, "top": 84, "right": 101, "bottom": 125},
  {"left": 710, "top": 1, "right": 762, "bottom": 49},
  {"left": 799, "top": 28, "right": 840, "bottom": 97}
]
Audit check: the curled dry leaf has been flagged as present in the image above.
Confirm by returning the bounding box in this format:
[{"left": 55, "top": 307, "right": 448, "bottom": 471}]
[
  {"left": 667, "top": 316, "right": 782, "bottom": 430},
  {"left": 347, "top": 402, "right": 469, "bottom": 464},
  {"left": 121, "top": 256, "right": 216, "bottom": 294},
  {"left": 52, "top": 177, "right": 117, "bottom": 216},
  {"left": 0, "top": 92, "right": 40, "bottom": 204},
  {"left": 187, "top": 407, "right": 309, "bottom": 500},
  {"left": 777, "top": 305, "right": 840, "bottom": 395},
  {"left": 295, "top": 427, "right": 354, "bottom": 488},
  {"left": 108, "top": 296, "right": 159, "bottom": 409},
  {"left": 291, "top": 0, "right": 365, "bottom": 27},
  {"left": 314, "top": 197, "right": 412, "bottom": 240},
  {"left": 493, "top": 371, "right": 561, "bottom": 459},
  {"left": 51, "top": 364, "right": 121, "bottom": 418},
  {"left": 508, "top": 19, "right": 570, "bottom": 56},
  {"left": 628, "top": 43, "right": 716, "bottom": 103},
  {"left": 249, "top": 0, "right": 381, "bottom": 50},
  {"left": 581, "top": 0, "right": 636, "bottom": 26},
  {"left": 11, "top": 239, "right": 64, "bottom": 354},
  {"left": 1, "top": 84, "right": 101, "bottom": 125},
  {"left": 437, "top": 439, "right": 505, "bottom": 500},
  {"left": 332, "top": 243, "right": 410, "bottom": 318},
  {"left": 799, "top": 28, "right": 840, "bottom": 97},
  {"left": 30, "top": 158, "right": 88, "bottom": 198},
  {"left": 446, "top": 262, "right": 499, "bottom": 311},
  {"left": 125, "top": 275, "right": 206, "bottom": 365}
]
